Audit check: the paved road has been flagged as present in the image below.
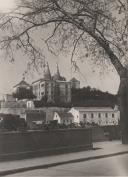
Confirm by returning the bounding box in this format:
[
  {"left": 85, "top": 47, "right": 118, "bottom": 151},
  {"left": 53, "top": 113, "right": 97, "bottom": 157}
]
[{"left": 6, "top": 153, "right": 128, "bottom": 176}]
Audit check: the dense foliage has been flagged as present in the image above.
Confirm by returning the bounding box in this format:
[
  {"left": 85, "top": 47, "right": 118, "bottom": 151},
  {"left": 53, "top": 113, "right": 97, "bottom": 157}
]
[
  {"left": 0, "top": 114, "right": 27, "bottom": 131},
  {"left": 71, "top": 86, "right": 117, "bottom": 107}
]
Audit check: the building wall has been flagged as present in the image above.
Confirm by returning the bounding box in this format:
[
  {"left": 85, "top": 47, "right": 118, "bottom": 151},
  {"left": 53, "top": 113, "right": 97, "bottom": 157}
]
[
  {"left": 69, "top": 107, "right": 120, "bottom": 126},
  {"left": 26, "top": 107, "right": 70, "bottom": 124},
  {"left": 53, "top": 112, "right": 61, "bottom": 123},
  {"left": 0, "top": 108, "right": 26, "bottom": 119},
  {"left": 32, "top": 80, "right": 71, "bottom": 103},
  {"left": 1, "top": 100, "right": 27, "bottom": 109},
  {"left": 45, "top": 81, "right": 55, "bottom": 103},
  {"left": 2, "top": 94, "right": 16, "bottom": 102},
  {"left": 32, "top": 81, "right": 41, "bottom": 100},
  {"left": 0, "top": 104, "right": 70, "bottom": 125},
  {"left": 71, "top": 81, "right": 80, "bottom": 89},
  {"left": 80, "top": 111, "right": 119, "bottom": 126},
  {"left": 66, "top": 83, "right": 71, "bottom": 103},
  {"left": 56, "top": 81, "right": 71, "bottom": 103},
  {"left": 69, "top": 108, "right": 80, "bottom": 124},
  {"left": 27, "top": 101, "right": 35, "bottom": 109},
  {"left": 53, "top": 112, "right": 73, "bottom": 125}
]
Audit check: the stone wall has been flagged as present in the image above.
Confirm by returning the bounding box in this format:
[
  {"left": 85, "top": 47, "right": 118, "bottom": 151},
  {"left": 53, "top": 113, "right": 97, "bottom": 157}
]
[{"left": 0, "top": 128, "right": 92, "bottom": 160}]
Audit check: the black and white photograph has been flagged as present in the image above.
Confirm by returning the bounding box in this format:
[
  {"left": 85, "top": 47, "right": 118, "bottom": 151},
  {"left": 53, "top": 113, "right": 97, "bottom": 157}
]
[{"left": 0, "top": 0, "right": 128, "bottom": 176}]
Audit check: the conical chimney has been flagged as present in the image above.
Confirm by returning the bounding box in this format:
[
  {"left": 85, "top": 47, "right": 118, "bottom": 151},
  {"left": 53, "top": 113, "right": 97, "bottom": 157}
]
[
  {"left": 44, "top": 62, "right": 51, "bottom": 80},
  {"left": 56, "top": 63, "right": 61, "bottom": 79}
]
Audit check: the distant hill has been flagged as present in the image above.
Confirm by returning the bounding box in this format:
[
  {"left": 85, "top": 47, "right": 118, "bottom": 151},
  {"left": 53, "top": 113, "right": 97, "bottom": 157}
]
[{"left": 71, "top": 86, "right": 117, "bottom": 107}]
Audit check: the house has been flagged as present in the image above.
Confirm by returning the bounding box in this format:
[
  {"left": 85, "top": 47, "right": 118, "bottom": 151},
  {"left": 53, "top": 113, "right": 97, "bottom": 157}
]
[
  {"left": 13, "top": 77, "right": 35, "bottom": 100},
  {"left": 13, "top": 78, "right": 31, "bottom": 94},
  {"left": 69, "top": 106, "right": 120, "bottom": 126},
  {"left": 53, "top": 111, "right": 73, "bottom": 125}
]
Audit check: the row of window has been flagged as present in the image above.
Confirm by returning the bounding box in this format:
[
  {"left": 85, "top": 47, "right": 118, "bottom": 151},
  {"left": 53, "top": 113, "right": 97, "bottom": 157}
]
[
  {"left": 90, "top": 121, "right": 117, "bottom": 125},
  {"left": 40, "top": 83, "right": 71, "bottom": 88},
  {"left": 40, "top": 91, "right": 70, "bottom": 96},
  {"left": 40, "top": 83, "right": 54, "bottom": 87},
  {"left": 39, "top": 90, "right": 54, "bottom": 96},
  {"left": 83, "top": 113, "right": 115, "bottom": 118}
]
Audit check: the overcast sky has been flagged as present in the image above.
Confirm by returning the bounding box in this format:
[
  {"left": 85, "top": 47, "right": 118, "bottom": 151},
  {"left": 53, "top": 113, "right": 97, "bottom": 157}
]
[{"left": 0, "top": 0, "right": 120, "bottom": 96}]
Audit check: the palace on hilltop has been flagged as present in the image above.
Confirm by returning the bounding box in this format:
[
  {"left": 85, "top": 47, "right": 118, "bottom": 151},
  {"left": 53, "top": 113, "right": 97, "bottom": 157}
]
[
  {"left": 32, "top": 63, "right": 80, "bottom": 104},
  {"left": 12, "top": 62, "right": 80, "bottom": 104}
]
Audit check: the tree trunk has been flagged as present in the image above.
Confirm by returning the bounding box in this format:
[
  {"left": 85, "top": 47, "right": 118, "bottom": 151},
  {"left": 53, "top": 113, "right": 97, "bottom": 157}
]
[
  {"left": 86, "top": 33, "right": 128, "bottom": 144},
  {"left": 118, "top": 75, "right": 128, "bottom": 144},
  {"left": 96, "top": 41, "right": 128, "bottom": 144}
]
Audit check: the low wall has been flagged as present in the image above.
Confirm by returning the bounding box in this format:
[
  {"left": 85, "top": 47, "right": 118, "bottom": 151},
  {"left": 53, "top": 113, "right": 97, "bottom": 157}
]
[
  {"left": 92, "top": 126, "right": 120, "bottom": 142},
  {"left": 0, "top": 128, "right": 92, "bottom": 160},
  {"left": 92, "top": 127, "right": 108, "bottom": 142}
]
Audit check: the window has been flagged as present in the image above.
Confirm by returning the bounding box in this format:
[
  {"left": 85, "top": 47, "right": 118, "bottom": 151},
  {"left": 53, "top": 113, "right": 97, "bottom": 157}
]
[
  {"left": 91, "top": 113, "right": 94, "bottom": 118},
  {"left": 41, "top": 83, "right": 44, "bottom": 87},
  {"left": 112, "top": 113, "right": 114, "bottom": 118},
  {"left": 105, "top": 113, "right": 108, "bottom": 118},
  {"left": 41, "top": 92, "right": 44, "bottom": 95},
  {"left": 83, "top": 114, "right": 86, "bottom": 118},
  {"left": 98, "top": 113, "right": 101, "bottom": 118}
]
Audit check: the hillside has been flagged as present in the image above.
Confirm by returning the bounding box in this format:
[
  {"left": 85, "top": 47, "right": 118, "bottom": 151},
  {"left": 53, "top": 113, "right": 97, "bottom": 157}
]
[{"left": 71, "top": 86, "right": 117, "bottom": 107}]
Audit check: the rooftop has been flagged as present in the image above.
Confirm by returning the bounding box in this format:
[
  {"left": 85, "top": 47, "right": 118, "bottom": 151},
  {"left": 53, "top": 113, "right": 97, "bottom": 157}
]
[
  {"left": 13, "top": 79, "right": 30, "bottom": 88},
  {"left": 72, "top": 106, "right": 117, "bottom": 112},
  {"left": 70, "top": 77, "right": 80, "bottom": 82},
  {"left": 56, "top": 111, "right": 73, "bottom": 119}
]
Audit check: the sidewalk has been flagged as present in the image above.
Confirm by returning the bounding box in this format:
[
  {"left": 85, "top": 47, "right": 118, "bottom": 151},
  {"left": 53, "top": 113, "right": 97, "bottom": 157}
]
[{"left": 0, "top": 140, "right": 128, "bottom": 176}]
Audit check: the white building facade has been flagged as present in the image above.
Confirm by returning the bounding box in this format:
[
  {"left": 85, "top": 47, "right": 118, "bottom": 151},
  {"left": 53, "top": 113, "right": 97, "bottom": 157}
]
[
  {"left": 69, "top": 106, "right": 120, "bottom": 126},
  {"left": 53, "top": 111, "right": 73, "bottom": 125}
]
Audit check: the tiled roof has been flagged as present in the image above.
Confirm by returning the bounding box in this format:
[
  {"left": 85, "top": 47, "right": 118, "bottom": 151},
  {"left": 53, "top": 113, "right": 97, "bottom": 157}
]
[
  {"left": 70, "top": 77, "right": 79, "bottom": 82},
  {"left": 53, "top": 63, "right": 66, "bottom": 81},
  {"left": 32, "top": 78, "right": 44, "bottom": 84},
  {"left": 56, "top": 111, "right": 73, "bottom": 118},
  {"left": 13, "top": 80, "right": 30, "bottom": 88},
  {"left": 72, "top": 107, "right": 115, "bottom": 112},
  {"left": 43, "top": 62, "right": 51, "bottom": 80}
]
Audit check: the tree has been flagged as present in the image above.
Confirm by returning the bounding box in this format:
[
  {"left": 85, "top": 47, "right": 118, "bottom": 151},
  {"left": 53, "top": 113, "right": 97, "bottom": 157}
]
[
  {"left": 0, "top": 0, "right": 128, "bottom": 143},
  {"left": 0, "top": 114, "right": 26, "bottom": 131},
  {"left": 71, "top": 87, "right": 116, "bottom": 106}
]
